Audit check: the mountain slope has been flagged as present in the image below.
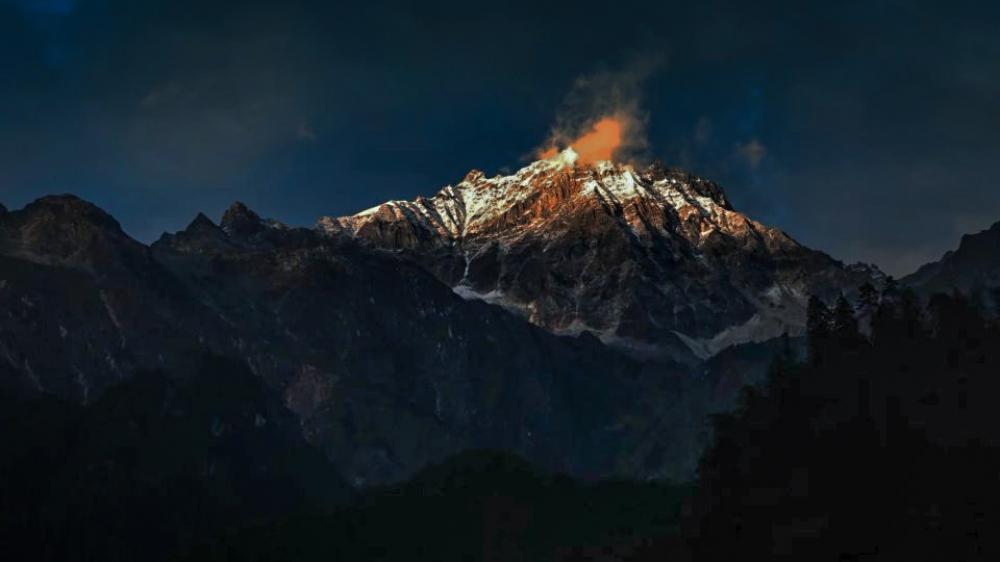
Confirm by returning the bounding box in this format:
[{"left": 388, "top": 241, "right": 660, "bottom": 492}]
[
  {"left": 0, "top": 195, "right": 228, "bottom": 400},
  {"left": 322, "top": 149, "right": 879, "bottom": 361},
  {"left": 0, "top": 195, "right": 709, "bottom": 484},
  {"left": 903, "top": 220, "right": 1000, "bottom": 303}
]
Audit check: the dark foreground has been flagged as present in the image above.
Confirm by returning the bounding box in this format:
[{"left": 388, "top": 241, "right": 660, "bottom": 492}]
[{"left": 5, "top": 286, "right": 1000, "bottom": 561}]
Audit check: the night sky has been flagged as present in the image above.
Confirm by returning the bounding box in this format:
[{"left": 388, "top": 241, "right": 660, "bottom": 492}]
[{"left": 2, "top": 0, "right": 999, "bottom": 275}]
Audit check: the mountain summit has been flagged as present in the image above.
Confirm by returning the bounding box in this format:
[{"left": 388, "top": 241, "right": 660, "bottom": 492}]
[{"left": 320, "top": 151, "right": 879, "bottom": 360}]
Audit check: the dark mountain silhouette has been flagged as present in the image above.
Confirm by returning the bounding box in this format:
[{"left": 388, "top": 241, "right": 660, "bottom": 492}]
[
  {"left": 904, "top": 220, "right": 1000, "bottom": 306},
  {"left": 0, "top": 194, "right": 713, "bottom": 485}
]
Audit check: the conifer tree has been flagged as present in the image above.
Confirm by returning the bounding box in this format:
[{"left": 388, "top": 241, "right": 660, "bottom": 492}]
[
  {"left": 858, "top": 282, "right": 879, "bottom": 315},
  {"left": 831, "top": 294, "right": 861, "bottom": 349},
  {"left": 806, "top": 295, "right": 831, "bottom": 365}
]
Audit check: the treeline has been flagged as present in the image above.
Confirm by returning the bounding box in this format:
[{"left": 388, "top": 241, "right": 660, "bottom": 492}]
[
  {"left": 185, "top": 451, "right": 688, "bottom": 562},
  {"left": 679, "top": 282, "right": 1000, "bottom": 561}
]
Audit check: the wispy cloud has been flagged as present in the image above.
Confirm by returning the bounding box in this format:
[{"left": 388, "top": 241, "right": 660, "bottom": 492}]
[
  {"left": 297, "top": 123, "right": 318, "bottom": 142},
  {"left": 535, "top": 54, "right": 664, "bottom": 164},
  {"left": 736, "top": 139, "right": 767, "bottom": 169}
]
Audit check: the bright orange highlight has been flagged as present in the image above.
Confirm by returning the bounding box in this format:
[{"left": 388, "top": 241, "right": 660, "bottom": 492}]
[
  {"left": 536, "top": 116, "right": 624, "bottom": 165},
  {"left": 538, "top": 146, "right": 559, "bottom": 159},
  {"left": 571, "top": 117, "right": 622, "bottom": 164}
]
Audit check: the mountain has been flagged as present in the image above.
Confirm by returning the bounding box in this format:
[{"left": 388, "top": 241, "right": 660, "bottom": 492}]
[
  {"left": 0, "top": 195, "right": 223, "bottom": 399},
  {"left": 0, "top": 194, "right": 710, "bottom": 485},
  {"left": 321, "top": 148, "right": 879, "bottom": 362},
  {"left": 903, "top": 220, "right": 1000, "bottom": 304},
  {"left": 0, "top": 147, "right": 904, "bottom": 486}
]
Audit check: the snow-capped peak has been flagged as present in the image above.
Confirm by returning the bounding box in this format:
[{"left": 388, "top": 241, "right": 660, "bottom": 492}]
[
  {"left": 313, "top": 153, "right": 876, "bottom": 361},
  {"left": 543, "top": 147, "right": 579, "bottom": 168},
  {"left": 317, "top": 152, "right": 749, "bottom": 249}
]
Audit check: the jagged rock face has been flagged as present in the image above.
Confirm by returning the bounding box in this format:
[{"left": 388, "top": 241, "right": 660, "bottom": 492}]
[
  {"left": 0, "top": 195, "right": 147, "bottom": 272},
  {"left": 0, "top": 196, "right": 226, "bottom": 401},
  {"left": 322, "top": 150, "right": 879, "bottom": 360},
  {"left": 153, "top": 205, "right": 708, "bottom": 484},
  {"left": 904, "top": 221, "right": 1000, "bottom": 300},
  {"left": 0, "top": 196, "right": 709, "bottom": 485}
]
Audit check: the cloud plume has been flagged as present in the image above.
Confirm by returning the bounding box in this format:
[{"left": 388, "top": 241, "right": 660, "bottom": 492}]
[{"left": 535, "top": 57, "right": 661, "bottom": 165}]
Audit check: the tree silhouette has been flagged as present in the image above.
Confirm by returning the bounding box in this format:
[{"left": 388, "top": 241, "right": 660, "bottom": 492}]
[
  {"left": 858, "top": 282, "right": 879, "bottom": 316},
  {"left": 806, "top": 295, "right": 831, "bottom": 366},
  {"left": 684, "top": 288, "right": 1000, "bottom": 561},
  {"left": 831, "top": 294, "right": 861, "bottom": 350}
]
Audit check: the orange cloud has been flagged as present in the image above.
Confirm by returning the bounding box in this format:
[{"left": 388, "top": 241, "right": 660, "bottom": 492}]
[
  {"left": 571, "top": 117, "right": 622, "bottom": 164},
  {"left": 536, "top": 116, "right": 624, "bottom": 165},
  {"left": 538, "top": 146, "right": 559, "bottom": 159}
]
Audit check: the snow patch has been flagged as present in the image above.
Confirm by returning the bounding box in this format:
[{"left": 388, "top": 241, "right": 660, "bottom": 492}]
[
  {"left": 675, "top": 309, "right": 805, "bottom": 359},
  {"left": 452, "top": 284, "right": 508, "bottom": 305},
  {"left": 99, "top": 290, "right": 127, "bottom": 349}
]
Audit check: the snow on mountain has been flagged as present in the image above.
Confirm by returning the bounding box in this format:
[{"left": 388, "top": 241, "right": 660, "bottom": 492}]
[{"left": 319, "top": 150, "right": 878, "bottom": 361}]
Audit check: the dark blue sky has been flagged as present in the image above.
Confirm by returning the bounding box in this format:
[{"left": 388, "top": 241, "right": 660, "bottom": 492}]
[{"left": 2, "top": 0, "right": 999, "bottom": 275}]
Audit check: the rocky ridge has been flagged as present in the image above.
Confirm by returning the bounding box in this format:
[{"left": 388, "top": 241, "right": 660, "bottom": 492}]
[
  {"left": 903, "top": 220, "right": 1000, "bottom": 303},
  {"left": 321, "top": 149, "right": 880, "bottom": 360}
]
